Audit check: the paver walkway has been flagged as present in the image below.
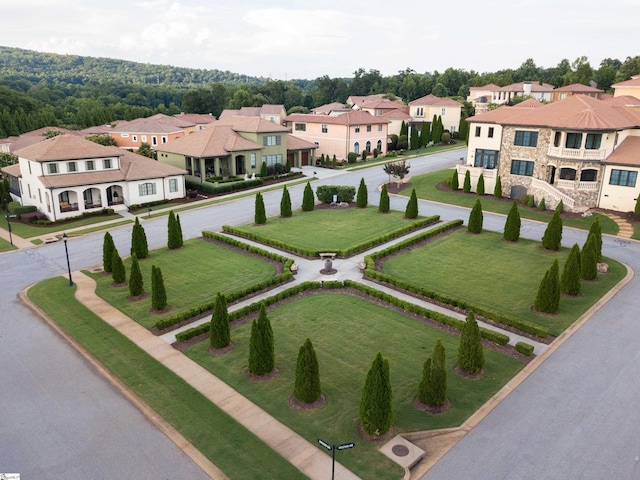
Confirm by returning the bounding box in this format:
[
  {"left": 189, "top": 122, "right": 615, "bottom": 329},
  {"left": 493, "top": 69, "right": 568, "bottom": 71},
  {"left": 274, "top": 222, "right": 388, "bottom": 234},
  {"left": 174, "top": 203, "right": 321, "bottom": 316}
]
[{"left": 72, "top": 271, "right": 360, "bottom": 480}]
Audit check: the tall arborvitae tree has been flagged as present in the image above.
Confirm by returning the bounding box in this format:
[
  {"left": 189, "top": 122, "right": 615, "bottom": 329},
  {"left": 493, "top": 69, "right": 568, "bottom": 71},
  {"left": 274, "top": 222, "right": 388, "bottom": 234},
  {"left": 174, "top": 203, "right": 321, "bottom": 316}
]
[
  {"left": 167, "top": 210, "right": 182, "bottom": 249},
  {"left": 175, "top": 214, "right": 184, "bottom": 248},
  {"left": 260, "top": 161, "right": 268, "bottom": 177},
  {"left": 400, "top": 121, "right": 408, "bottom": 137},
  {"left": 405, "top": 189, "right": 419, "bottom": 219},
  {"left": 332, "top": 155, "right": 337, "bottom": 168},
  {"left": 555, "top": 199, "right": 564, "bottom": 214},
  {"left": 635, "top": 195, "right": 640, "bottom": 214},
  {"left": 503, "top": 200, "right": 521, "bottom": 242},
  {"left": 534, "top": 259, "right": 560, "bottom": 314},
  {"left": 463, "top": 170, "right": 471, "bottom": 193},
  {"left": 476, "top": 173, "right": 485, "bottom": 196},
  {"left": 248, "top": 303, "right": 275, "bottom": 375},
  {"left": 467, "top": 199, "right": 483, "bottom": 233},
  {"left": 356, "top": 177, "right": 368, "bottom": 208},
  {"left": 538, "top": 198, "right": 546, "bottom": 211},
  {"left": 494, "top": 175, "right": 502, "bottom": 198},
  {"left": 581, "top": 233, "right": 599, "bottom": 281},
  {"left": 302, "top": 181, "right": 315, "bottom": 211},
  {"left": 151, "top": 265, "right": 167, "bottom": 311},
  {"left": 254, "top": 192, "right": 267, "bottom": 225},
  {"left": 418, "top": 340, "right": 447, "bottom": 407},
  {"left": 457, "top": 313, "right": 485, "bottom": 374},
  {"left": 542, "top": 210, "right": 563, "bottom": 251},
  {"left": 410, "top": 127, "right": 420, "bottom": 150},
  {"left": 451, "top": 170, "right": 459, "bottom": 191},
  {"left": 131, "top": 217, "right": 149, "bottom": 259},
  {"left": 294, "top": 338, "right": 321, "bottom": 404},
  {"left": 128, "top": 254, "right": 144, "bottom": 297},
  {"left": 379, "top": 184, "right": 390, "bottom": 213},
  {"left": 280, "top": 185, "right": 292, "bottom": 217},
  {"left": 360, "top": 352, "right": 393, "bottom": 437},
  {"left": 561, "top": 244, "right": 582, "bottom": 296},
  {"left": 588, "top": 217, "right": 603, "bottom": 262},
  {"left": 111, "top": 246, "right": 126, "bottom": 285},
  {"left": 420, "top": 121, "right": 430, "bottom": 146},
  {"left": 102, "top": 231, "right": 115, "bottom": 273},
  {"left": 209, "top": 292, "right": 231, "bottom": 349}
]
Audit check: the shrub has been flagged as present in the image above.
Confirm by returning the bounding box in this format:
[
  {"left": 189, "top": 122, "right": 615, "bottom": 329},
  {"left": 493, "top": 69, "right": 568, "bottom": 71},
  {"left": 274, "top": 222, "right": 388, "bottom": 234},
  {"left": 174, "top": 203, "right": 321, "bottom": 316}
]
[
  {"left": 151, "top": 265, "right": 167, "bottom": 311},
  {"left": 294, "top": 338, "right": 321, "bottom": 403},
  {"left": 418, "top": 340, "right": 447, "bottom": 407},
  {"left": 450, "top": 170, "right": 459, "bottom": 191},
  {"left": 356, "top": 178, "right": 368, "bottom": 208},
  {"left": 441, "top": 132, "right": 451, "bottom": 143},
  {"left": 361, "top": 150, "right": 368, "bottom": 161},
  {"left": 128, "top": 254, "right": 144, "bottom": 297},
  {"left": 280, "top": 185, "right": 292, "bottom": 218},
  {"left": 405, "top": 189, "right": 419, "bottom": 219},
  {"left": 476, "top": 174, "right": 485, "bottom": 196},
  {"left": 8, "top": 202, "right": 37, "bottom": 217},
  {"left": 467, "top": 199, "right": 483, "bottom": 233},
  {"left": 316, "top": 185, "right": 356, "bottom": 204},
  {"left": 555, "top": 199, "right": 564, "bottom": 214},
  {"left": 561, "top": 243, "right": 582, "bottom": 296},
  {"left": 527, "top": 195, "right": 535, "bottom": 208},
  {"left": 493, "top": 176, "right": 502, "bottom": 198},
  {"left": 167, "top": 210, "right": 182, "bottom": 249},
  {"left": 379, "top": 184, "right": 390, "bottom": 213},
  {"left": 260, "top": 161, "right": 268, "bottom": 177},
  {"left": 347, "top": 152, "right": 358, "bottom": 164},
  {"left": 534, "top": 259, "right": 560, "bottom": 314},
  {"left": 538, "top": 198, "right": 546, "bottom": 211},
  {"left": 588, "top": 217, "right": 603, "bottom": 262},
  {"left": 102, "top": 232, "right": 115, "bottom": 273},
  {"left": 360, "top": 352, "right": 393, "bottom": 436},
  {"left": 457, "top": 312, "right": 484, "bottom": 374},
  {"left": 542, "top": 210, "right": 563, "bottom": 251},
  {"left": 248, "top": 303, "right": 275, "bottom": 375},
  {"left": 463, "top": 170, "right": 471, "bottom": 193},
  {"left": 635, "top": 195, "right": 640, "bottom": 214},
  {"left": 130, "top": 217, "right": 149, "bottom": 259},
  {"left": 111, "top": 246, "right": 126, "bottom": 284},
  {"left": 373, "top": 148, "right": 379, "bottom": 158},
  {"left": 503, "top": 200, "right": 521, "bottom": 242},
  {"left": 302, "top": 182, "right": 315, "bottom": 211},
  {"left": 515, "top": 342, "right": 534, "bottom": 356},
  {"left": 254, "top": 192, "right": 266, "bottom": 224},
  {"left": 581, "top": 233, "right": 598, "bottom": 281},
  {"left": 209, "top": 292, "right": 230, "bottom": 349}
]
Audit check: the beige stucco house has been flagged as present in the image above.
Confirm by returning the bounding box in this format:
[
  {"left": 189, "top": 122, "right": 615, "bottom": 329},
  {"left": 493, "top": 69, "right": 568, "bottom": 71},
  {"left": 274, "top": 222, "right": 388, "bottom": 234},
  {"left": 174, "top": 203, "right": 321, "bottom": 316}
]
[
  {"left": 219, "top": 105, "right": 287, "bottom": 125},
  {"left": 408, "top": 94, "right": 463, "bottom": 134},
  {"left": 612, "top": 74, "right": 640, "bottom": 99}
]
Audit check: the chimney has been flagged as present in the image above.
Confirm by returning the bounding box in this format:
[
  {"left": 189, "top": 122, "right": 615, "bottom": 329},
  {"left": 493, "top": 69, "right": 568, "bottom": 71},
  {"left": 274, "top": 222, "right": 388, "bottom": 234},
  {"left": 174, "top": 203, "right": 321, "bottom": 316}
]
[{"left": 523, "top": 82, "right": 532, "bottom": 96}]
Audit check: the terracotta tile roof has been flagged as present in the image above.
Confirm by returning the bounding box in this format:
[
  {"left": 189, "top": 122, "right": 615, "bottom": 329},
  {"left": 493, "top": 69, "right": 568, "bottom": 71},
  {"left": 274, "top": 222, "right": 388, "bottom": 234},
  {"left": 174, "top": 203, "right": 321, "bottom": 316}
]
[
  {"left": 173, "top": 112, "right": 217, "bottom": 123},
  {"left": 20, "top": 126, "right": 80, "bottom": 137},
  {"left": 1, "top": 163, "right": 21, "bottom": 177},
  {"left": 255, "top": 104, "right": 285, "bottom": 115},
  {"left": 553, "top": 83, "right": 603, "bottom": 93},
  {"left": 382, "top": 107, "right": 412, "bottom": 120},
  {"left": 408, "top": 94, "right": 462, "bottom": 107},
  {"left": 612, "top": 75, "right": 640, "bottom": 89},
  {"left": 495, "top": 81, "right": 555, "bottom": 92},
  {"left": 78, "top": 124, "right": 115, "bottom": 135},
  {"left": 110, "top": 114, "right": 190, "bottom": 134},
  {"left": 14, "top": 134, "right": 124, "bottom": 162},
  {"left": 284, "top": 110, "right": 389, "bottom": 125},
  {"left": 602, "top": 95, "right": 640, "bottom": 107},
  {"left": 469, "top": 83, "right": 501, "bottom": 91},
  {"left": 216, "top": 116, "right": 289, "bottom": 133},
  {"left": 286, "top": 134, "right": 318, "bottom": 151},
  {"left": 603, "top": 136, "right": 640, "bottom": 166},
  {"left": 156, "top": 124, "right": 262, "bottom": 158},
  {"left": 311, "top": 102, "right": 347, "bottom": 113},
  {"left": 360, "top": 99, "right": 406, "bottom": 110},
  {"left": 219, "top": 105, "right": 285, "bottom": 119}
]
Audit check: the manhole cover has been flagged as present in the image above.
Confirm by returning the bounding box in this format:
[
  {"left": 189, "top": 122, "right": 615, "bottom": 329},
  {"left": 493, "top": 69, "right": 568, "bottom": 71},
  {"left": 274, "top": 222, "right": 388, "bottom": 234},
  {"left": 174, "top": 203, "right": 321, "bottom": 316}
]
[{"left": 392, "top": 444, "right": 409, "bottom": 457}]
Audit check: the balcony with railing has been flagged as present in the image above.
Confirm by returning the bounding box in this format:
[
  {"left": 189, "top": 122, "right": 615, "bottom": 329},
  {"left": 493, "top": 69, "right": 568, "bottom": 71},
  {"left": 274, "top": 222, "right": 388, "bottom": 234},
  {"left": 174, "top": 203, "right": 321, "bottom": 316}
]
[{"left": 547, "top": 146, "right": 607, "bottom": 160}]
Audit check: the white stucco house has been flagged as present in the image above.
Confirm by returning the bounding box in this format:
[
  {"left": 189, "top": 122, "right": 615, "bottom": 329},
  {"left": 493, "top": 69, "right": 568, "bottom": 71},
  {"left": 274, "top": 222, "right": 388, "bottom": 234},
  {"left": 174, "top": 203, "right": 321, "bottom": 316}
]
[{"left": 2, "top": 134, "right": 187, "bottom": 221}]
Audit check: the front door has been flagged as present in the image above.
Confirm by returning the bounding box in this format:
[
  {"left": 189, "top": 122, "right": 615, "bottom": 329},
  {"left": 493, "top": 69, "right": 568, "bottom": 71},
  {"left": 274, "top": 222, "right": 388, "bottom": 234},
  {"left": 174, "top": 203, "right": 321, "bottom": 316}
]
[{"left": 549, "top": 165, "right": 556, "bottom": 184}]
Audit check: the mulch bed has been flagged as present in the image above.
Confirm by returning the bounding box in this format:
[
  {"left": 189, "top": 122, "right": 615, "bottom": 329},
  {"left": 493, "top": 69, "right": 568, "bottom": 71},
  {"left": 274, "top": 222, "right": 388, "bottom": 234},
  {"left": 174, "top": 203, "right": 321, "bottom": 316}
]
[
  {"left": 127, "top": 292, "right": 149, "bottom": 302},
  {"left": 246, "top": 368, "right": 279, "bottom": 382},
  {"left": 208, "top": 343, "right": 235, "bottom": 356},
  {"left": 413, "top": 396, "right": 451, "bottom": 415},
  {"left": 453, "top": 365, "right": 485, "bottom": 380},
  {"left": 288, "top": 394, "right": 326, "bottom": 411},
  {"left": 148, "top": 305, "right": 174, "bottom": 315}
]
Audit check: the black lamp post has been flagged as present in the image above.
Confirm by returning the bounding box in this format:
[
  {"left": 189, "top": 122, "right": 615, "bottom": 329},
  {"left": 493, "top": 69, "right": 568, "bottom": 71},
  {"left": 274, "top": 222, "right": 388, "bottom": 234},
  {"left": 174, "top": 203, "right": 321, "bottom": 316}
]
[
  {"left": 62, "top": 232, "right": 73, "bottom": 286},
  {"left": 5, "top": 214, "right": 13, "bottom": 246},
  {"left": 318, "top": 438, "right": 355, "bottom": 480}
]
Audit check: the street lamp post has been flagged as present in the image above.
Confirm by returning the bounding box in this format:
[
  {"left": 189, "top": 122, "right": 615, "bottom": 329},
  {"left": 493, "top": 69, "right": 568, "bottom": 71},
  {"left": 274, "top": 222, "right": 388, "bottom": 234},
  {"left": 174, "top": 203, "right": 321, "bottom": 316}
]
[
  {"left": 318, "top": 438, "right": 355, "bottom": 480},
  {"left": 5, "top": 214, "right": 13, "bottom": 246},
  {"left": 62, "top": 232, "right": 73, "bottom": 286}
]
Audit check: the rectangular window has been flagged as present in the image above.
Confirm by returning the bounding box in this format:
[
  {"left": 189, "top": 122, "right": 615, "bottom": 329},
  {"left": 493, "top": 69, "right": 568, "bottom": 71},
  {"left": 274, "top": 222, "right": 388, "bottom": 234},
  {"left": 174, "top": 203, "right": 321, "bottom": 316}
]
[
  {"left": 38, "top": 188, "right": 42, "bottom": 203},
  {"left": 152, "top": 136, "right": 158, "bottom": 146},
  {"left": 609, "top": 169, "right": 638, "bottom": 187},
  {"left": 121, "top": 133, "right": 129, "bottom": 138},
  {"left": 321, "top": 124, "right": 328, "bottom": 133},
  {"left": 510, "top": 159, "right": 535, "bottom": 176},
  {"left": 277, "top": 154, "right": 283, "bottom": 164},
  {"left": 263, "top": 135, "right": 281, "bottom": 146},
  {"left": 261, "top": 155, "right": 267, "bottom": 166},
  {"left": 86, "top": 160, "right": 95, "bottom": 171},
  {"left": 355, "top": 125, "right": 360, "bottom": 133},
  {"left": 138, "top": 182, "right": 157, "bottom": 196},
  {"left": 554, "top": 131, "right": 561, "bottom": 147},
  {"left": 267, "top": 155, "right": 277, "bottom": 166},
  {"left": 585, "top": 133, "right": 602, "bottom": 150},
  {"left": 67, "top": 161, "right": 77, "bottom": 172},
  {"left": 142, "top": 135, "right": 147, "bottom": 143},
  {"left": 132, "top": 135, "right": 137, "bottom": 142},
  {"left": 251, "top": 153, "right": 256, "bottom": 168},
  {"left": 565, "top": 132, "right": 582, "bottom": 149},
  {"left": 475, "top": 126, "right": 481, "bottom": 137},
  {"left": 441, "top": 107, "right": 446, "bottom": 116},
  {"left": 378, "top": 124, "right": 383, "bottom": 131},
  {"left": 474, "top": 149, "right": 499, "bottom": 169},
  {"left": 488, "top": 127, "right": 494, "bottom": 138},
  {"left": 295, "top": 123, "right": 306, "bottom": 131},
  {"left": 162, "top": 136, "right": 167, "bottom": 144},
  {"left": 169, "top": 178, "right": 178, "bottom": 192},
  {"left": 103, "top": 159, "right": 112, "bottom": 169},
  {"left": 416, "top": 107, "right": 424, "bottom": 117},
  {"left": 366, "top": 125, "right": 372, "bottom": 132},
  {"left": 514, "top": 130, "right": 538, "bottom": 147},
  {"left": 47, "top": 163, "right": 58, "bottom": 174}
]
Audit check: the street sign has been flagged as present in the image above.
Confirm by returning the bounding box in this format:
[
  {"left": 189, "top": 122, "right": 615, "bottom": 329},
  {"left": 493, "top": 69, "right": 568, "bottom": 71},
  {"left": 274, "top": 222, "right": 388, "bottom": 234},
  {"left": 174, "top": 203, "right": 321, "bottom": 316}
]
[
  {"left": 318, "top": 438, "right": 332, "bottom": 450},
  {"left": 337, "top": 443, "right": 355, "bottom": 450}
]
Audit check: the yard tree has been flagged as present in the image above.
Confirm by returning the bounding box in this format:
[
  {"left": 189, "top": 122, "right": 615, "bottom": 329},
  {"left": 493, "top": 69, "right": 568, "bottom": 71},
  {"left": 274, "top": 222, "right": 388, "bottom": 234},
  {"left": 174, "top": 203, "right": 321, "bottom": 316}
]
[
  {"left": 209, "top": 292, "right": 231, "bottom": 349},
  {"left": 151, "top": 265, "right": 167, "bottom": 311},
  {"left": 167, "top": 210, "right": 182, "bottom": 249},
  {"left": 467, "top": 199, "right": 483, "bottom": 233},
  {"left": 302, "top": 181, "right": 315, "bottom": 211},
  {"left": 457, "top": 313, "right": 485, "bottom": 375},
  {"left": 102, "top": 231, "right": 115, "bottom": 272},
  {"left": 400, "top": 120, "right": 408, "bottom": 137},
  {"left": 418, "top": 340, "right": 447, "bottom": 407},
  {"left": 581, "top": 233, "right": 599, "bottom": 281},
  {"left": 248, "top": 303, "right": 275, "bottom": 375},
  {"left": 356, "top": 177, "right": 368, "bottom": 208},
  {"left": 280, "top": 185, "right": 292, "bottom": 217},
  {"left": 494, "top": 175, "right": 502, "bottom": 198},
  {"left": 137, "top": 142, "right": 153, "bottom": 158},
  {"left": 332, "top": 155, "right": 337, "bottom": 168},
  {"left": 383, "top": 160, "right": 411, "bottom": 182},
  {"left": 131, "top": 217, "right": 149, "bottom": 259},
  {"left": 450, "top": 170, "right": 459, "bottom": 191},
  {"left": 175, "top": 214, "right": 184, "bottom": 248},
  {"left": 588, "top": 217, "right": 603, "bottom": 261},
  {"left": 561, "top": 244, "right": 582, "bottom": 296},
  {"left": 420, "top": 121, "right": 430, "bottom": 146},
  {"left": 503, "top": 200, "right": 521, "bottom": 242},
  {"left": 538, "top": 198, "right": 546, "bottom": 211},
  {"left": 379, "top": 184, "right": 390, "bottom": 213},
  {"left": 410, "top": 127, "right": 420, "bottom": 150},
  {"left": 476, "top": 173, "right": 485, "bottom": 196},
  {"left": 534, "top": 259, "right": 560, "bottom": 314},
  {"left": 555, "top": 199, "right": 564, "bottom": 214},
  {"left": 254, "top": 192, "right": 267, "bottom": 224},
  {"left": 360, "top": 352, "right": 393, "bottom": 437},
  {"left": 405, "top": 188, "right": 419, "bottom": 219},
  {"left": 128, "top": 254, "right": 144, "bottom": 297},
  {"left": 111, "top": 246, "right": 126, "bottom": 284},
  {"left": 542, "top": 210, "right": 563, "bottom": 251},
  {"left": 0, "top": 177, "right": 11, "bottom": 208},
  {"left": 294, "top": 338, "right": 321, "bottom": 404},
  {"left": 635, "top": 194, "right": 640, "bottom": 214},
  {"left": 260, "top": 160, "right": 268, "bottom": 177},
  {"left": 463, "top": 170, "right": 471, "bottom": 193}
]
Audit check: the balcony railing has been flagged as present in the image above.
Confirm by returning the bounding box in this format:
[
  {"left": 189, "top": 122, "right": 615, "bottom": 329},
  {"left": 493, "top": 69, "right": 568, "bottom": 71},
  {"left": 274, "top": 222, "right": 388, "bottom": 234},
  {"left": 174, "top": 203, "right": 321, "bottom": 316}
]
[
  {"left": 547, "top": 146, "right": 607, "bottom": 160},
  {"left": 556, "top": 179, "right": 599, "bottom": 191}
]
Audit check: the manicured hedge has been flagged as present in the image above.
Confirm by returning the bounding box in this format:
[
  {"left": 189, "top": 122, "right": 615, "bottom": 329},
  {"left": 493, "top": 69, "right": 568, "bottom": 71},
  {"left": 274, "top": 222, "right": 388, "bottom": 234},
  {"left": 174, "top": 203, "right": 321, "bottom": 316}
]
[
  {"left": 188, "top": 179, "right": 264, "bottom": 195},
  {"left": 316, "top": 185, "right": 356, "bottom": 204},
  {"left": 515, "top": 341, "right": 535, "bottom": 356}
]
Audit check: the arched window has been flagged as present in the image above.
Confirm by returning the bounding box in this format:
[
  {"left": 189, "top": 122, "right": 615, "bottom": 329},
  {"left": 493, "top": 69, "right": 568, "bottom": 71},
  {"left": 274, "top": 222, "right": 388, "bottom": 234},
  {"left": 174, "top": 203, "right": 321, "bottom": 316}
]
[
  {"left": 377, "top": 140, "right": 382, "bottom": 152},
  {"left": 365, "top": 141, "right": 371, "bottom": 153},
  {"left": 559, "top": 168, "right": 576, "bottom": 180},
  {"left": 580, "top": 169, "right": 598, "bottom": 182},
  {"left": 354, "top": 142, "right": 360, "bottom": 154}
]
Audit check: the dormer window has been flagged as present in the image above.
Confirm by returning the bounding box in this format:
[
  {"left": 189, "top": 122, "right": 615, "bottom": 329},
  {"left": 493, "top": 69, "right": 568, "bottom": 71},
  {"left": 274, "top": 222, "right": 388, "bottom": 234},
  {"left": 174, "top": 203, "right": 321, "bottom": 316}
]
[
  {"left": 103, "top": 158, "right": 112, "bottom": 169},
  {"left": 47, "top": 163, "right": 58, "bottom": 174}
]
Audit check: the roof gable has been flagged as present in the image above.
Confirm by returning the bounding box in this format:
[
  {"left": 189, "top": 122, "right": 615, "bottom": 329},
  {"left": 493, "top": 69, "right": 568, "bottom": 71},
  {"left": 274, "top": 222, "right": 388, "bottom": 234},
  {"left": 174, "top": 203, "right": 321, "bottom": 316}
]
[{"left": 15, "top": 134, "right": 123, "bottom": 162}]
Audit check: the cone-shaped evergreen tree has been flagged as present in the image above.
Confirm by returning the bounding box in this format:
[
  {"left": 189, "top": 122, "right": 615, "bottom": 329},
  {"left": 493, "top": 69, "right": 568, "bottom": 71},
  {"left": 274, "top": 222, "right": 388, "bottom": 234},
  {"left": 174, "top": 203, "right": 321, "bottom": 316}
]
[
  {"left": 175, "top": 214, "right": 184, "bottom": 247},
  {"left": 302, "top": 181, "right": 315, "bottom": 211},
  {"left": 280, "top": 185, "right": 292, "bottom": 217},
  {"left": 538, "top": 198, "right": 546, "bottom": 211},
  {"left": 503, "top": 200, "right": 521, "bottom": 242},
  {"left": 260, "top": 161, "right": 268, "bottom": 177},
  {"left": 111, "top": 246, "right": 126, "bottom": 284},
  {"left": 561, "top": 243, "right": 582, "bottom": 296},
  {"left": 417, "top": 357, "right": 433, "bottom": 405},
  {"left": 467, "top": 199, "right": 483, "bottom": 233},
  {"left": 420, "top": 121, "right": 430, "bottom": 146},
  {"left": 635, "top": 195, "right": 640, "bottom": 214},
  {"left": 248, "top": 303, "right": 274, "bottom": 375},
  {"left": 379, "top": 184, "right": 390, "bottom": 213},
  {"left": 457, "top": 313, "right": 485, "bottom": 374},
  {"left": 542, "top": 210, "right": 563, "bottom": 251},
  {"left": 360, "top": 352, "right": 393, "bottom": 436},
  {"left": 418, "top": 340, "right": 447, "bottom": 407},
  {"left": 555, "top": 199, "right": 564, "bottom": 214},
  {"left": 534, "top": 259, "right": 560, "bottom": 313},
  {"left": 356, "top": 178, "right": 368, "bottom": 208},
  {"left": 463, "top": 170, "right": 471, "bottom": 193},
  {"left": 581, "top": 233, "right": 598, "bottom": 281},
  {"left": 494, "top": 175, "right": 502, "bottom": 198},
  {"left": 410, "top": 127, "right": 420, "bottom": 150},
  {"left": 451, "top": 170, "right": 459, "bottom": 191},
  {"left": 151, "top": 265, "right": 168, "bottom": 311},
  {"left": 209, "top": 292, "right": 230, "bottom": 349},
  {"left": 294, "top": 338, "right": 321, "bottom": 403},
  {"left": 103, "top": 231, "right": 115, "bottom": 273},
  {"left": 167, "top": 210, "right": 182, "bottom": 249},
  {"left": 254, "top": 192, "right": 267, "bottom": 225},
  {"left": 476, "top": 174, "right": 485, "bottom": 196},
  {"left": 131, "top": 217, "right": 149, "bottom": 259},
  {"left": 128, "top": 254, "right": 144, "bottom": 297},
  {"left": 332, "top": 155, "right": 337, "bottom": 168},
  {"left": 405, "top": 189, "right": 418, "bottom": 219},
  {"left": 588, "top": 217, "right": 603, "bottom": 262}
]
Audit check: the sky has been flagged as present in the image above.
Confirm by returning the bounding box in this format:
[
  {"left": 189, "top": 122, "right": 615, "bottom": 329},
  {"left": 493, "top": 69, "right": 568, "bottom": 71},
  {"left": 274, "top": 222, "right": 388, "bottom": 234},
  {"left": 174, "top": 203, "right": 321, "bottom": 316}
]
[{"left": 1, "top": 0, "right": 638, "bottom": 80}]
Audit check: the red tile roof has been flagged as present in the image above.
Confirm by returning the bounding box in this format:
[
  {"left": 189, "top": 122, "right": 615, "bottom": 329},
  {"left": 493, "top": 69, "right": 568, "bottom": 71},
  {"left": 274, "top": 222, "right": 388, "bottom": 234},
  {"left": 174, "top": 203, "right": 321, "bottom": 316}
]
[
  {"left": 156, "top": 124, "right": 262, "bottom": 158},
  {"left": 408, "top": 94, "right": 462, "bottom": 107},
  {"left": 602, "top": 95, "right": 640, "bottom": 107},
  {"left": 284, "top": 111, "right": 389, "bottom": 125},
  {"left": 612, "top": 75, "right": 640, "bottom": 89},
  {"left": 553, "top": 83, "right": 603, "bottom": 93},
  {"left": 286, "top": 134, "right": 318, "bottom": 151},
  {"left": 14, "top": 134, "right": 124, "bottom": 162},
  {"left": 603, "top": 136, "right": 640, "bottom": 166}
]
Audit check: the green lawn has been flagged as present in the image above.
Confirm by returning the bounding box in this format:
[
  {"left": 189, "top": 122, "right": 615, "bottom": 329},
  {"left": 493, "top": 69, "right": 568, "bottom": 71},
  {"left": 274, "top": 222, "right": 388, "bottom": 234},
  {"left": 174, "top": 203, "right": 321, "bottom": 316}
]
[
  {"left": 184, "top": 293, "right": 524, "bottom": 480},
  {"left": 27, "top": 277, "right": 305, "bottom": 479},
  {"left": 230, "top": 206, "right": 431, "bottom": 254},
  {"left": 406, "top": 169, "right": 620, "bottom": 235},
  {"left": 1, "top": 213, "right": 122, "bottom": 238},
  {"left": 88, "top": 238, "right": 277, "bottom": 328},
  {"left": 382, "top": 229, "right": 626, "bottom": 336},
  {"left": 0, "top": 236, "right": 17, "bottom": 252}
]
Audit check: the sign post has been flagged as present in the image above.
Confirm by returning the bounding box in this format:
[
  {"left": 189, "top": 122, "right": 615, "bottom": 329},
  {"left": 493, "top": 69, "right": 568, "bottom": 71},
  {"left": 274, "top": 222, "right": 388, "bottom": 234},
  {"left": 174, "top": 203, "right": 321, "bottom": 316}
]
[{"left": 318, "top": 438, "right": 355, "bottom": 480}]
